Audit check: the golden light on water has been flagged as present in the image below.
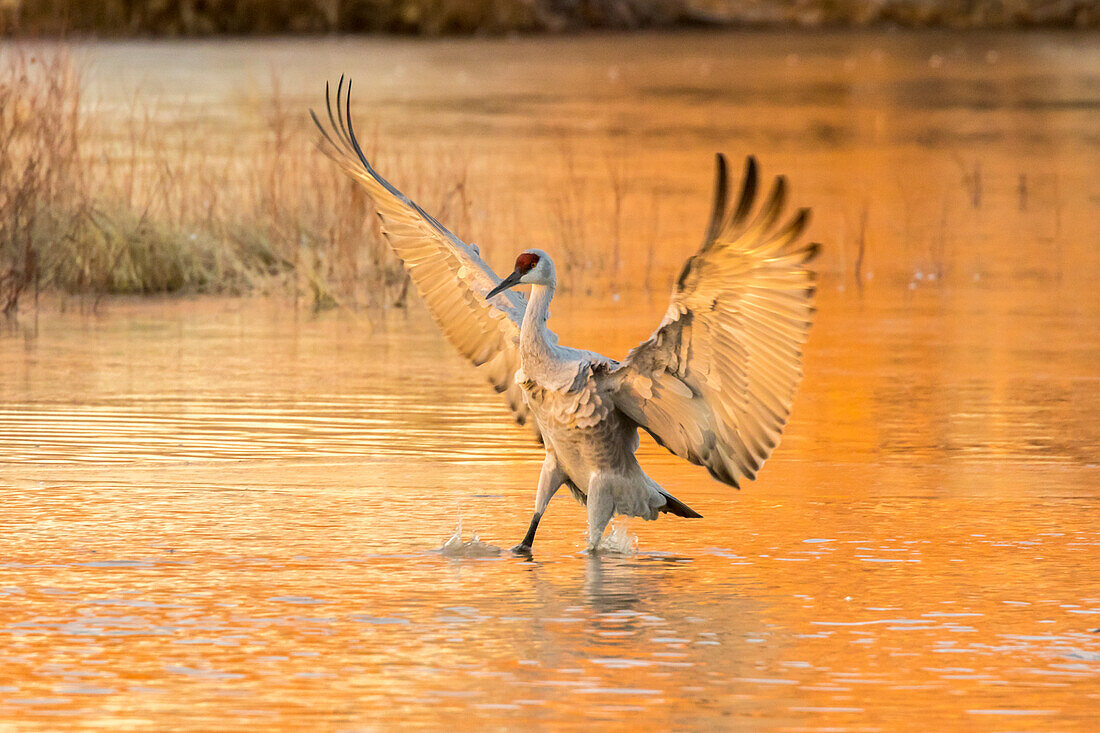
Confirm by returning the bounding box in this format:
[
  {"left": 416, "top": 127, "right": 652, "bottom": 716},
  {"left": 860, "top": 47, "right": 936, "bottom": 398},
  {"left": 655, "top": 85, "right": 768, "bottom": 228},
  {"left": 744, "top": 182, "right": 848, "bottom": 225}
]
[{"left": 1, "top": 30, "right": 1098, "bottom": 730}]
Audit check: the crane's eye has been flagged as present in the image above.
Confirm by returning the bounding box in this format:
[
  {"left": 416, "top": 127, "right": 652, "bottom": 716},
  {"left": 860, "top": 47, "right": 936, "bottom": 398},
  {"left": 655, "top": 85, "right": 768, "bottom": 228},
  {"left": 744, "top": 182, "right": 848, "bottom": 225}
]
[{"left": 515, "top": 253, "right": 540, "bottom": 273}]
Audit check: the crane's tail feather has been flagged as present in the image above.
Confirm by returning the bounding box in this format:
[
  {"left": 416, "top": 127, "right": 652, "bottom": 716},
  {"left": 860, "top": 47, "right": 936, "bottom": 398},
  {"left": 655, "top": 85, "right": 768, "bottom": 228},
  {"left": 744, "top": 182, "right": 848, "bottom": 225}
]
[{"left": 659, "top": 490, "right": 702, "bottom": 519}]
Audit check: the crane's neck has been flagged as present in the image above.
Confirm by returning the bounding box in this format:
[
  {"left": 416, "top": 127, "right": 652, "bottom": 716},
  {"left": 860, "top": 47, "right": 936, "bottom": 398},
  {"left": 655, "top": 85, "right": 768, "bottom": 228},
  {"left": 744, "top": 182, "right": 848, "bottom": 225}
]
[{"left": 520, "top": 283, "right": 555, "bottom": 358}]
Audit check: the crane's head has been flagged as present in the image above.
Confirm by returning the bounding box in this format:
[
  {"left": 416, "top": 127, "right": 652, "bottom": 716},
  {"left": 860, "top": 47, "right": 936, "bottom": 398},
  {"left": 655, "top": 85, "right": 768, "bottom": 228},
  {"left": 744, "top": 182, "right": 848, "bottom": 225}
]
[{"left": 485, "top": 249, "right": 555, "bottom": 298}]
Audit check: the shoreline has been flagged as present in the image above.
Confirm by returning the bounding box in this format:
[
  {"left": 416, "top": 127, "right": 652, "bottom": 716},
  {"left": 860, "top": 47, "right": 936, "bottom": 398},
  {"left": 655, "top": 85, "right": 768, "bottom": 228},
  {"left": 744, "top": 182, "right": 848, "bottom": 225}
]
[{"left": 2, "top": 1, "right": 1095, "bottom": 38}]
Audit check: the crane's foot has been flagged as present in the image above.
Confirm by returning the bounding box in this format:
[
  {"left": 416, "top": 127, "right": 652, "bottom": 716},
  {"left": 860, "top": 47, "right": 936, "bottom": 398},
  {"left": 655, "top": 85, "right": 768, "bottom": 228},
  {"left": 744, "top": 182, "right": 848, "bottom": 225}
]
[{"left": 511, "top": 511, "right": 541, "bottom": 557}]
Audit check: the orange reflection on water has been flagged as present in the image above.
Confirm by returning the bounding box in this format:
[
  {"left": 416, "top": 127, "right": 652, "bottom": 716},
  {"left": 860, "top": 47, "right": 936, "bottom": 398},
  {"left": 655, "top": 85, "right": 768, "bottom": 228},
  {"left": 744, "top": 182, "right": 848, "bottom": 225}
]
[
  {"left": 1, "top": 29, "right": 1099, "bottom": 731},
  {"left": 1, "top": 277, "right": 1096, "bottom": 730}
]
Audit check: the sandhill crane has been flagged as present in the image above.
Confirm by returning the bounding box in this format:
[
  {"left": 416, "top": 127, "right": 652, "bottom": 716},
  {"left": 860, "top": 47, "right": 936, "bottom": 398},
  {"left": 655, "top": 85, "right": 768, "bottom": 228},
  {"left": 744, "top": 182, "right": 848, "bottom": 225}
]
[{"left": 312, "top": 79, "right": 819, "bottom": 553}]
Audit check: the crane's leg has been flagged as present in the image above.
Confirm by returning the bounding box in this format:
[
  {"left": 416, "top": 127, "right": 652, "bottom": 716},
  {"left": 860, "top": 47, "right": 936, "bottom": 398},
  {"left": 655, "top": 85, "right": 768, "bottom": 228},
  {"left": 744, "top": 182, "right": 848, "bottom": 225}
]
[
  {"left": 585, "top": 473, "right": 616, "bottom": 553},
  {"left": 512, "top": 452, "right": 565, "bottom": 555}
]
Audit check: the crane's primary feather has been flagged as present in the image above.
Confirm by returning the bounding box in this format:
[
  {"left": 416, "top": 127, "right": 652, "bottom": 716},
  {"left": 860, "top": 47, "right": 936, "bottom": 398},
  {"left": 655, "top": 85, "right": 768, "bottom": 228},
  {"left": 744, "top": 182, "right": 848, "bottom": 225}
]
[
  {"left": 311, "top": 77, "right": 538, "bottom": 437},
  {"left": 608, "top": 154, "right": 819, "bottom": 488}
]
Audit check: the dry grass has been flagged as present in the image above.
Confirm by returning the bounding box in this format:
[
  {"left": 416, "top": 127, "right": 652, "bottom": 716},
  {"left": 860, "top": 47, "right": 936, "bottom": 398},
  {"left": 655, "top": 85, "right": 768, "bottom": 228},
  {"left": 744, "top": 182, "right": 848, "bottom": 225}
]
[
  {"left": 7, "top": 48, "right": 1061, "bottom": 318},
  {"left": 541, "top": 133, "right": 664, "bottom": 297},
  {"left": 0, "top": 50, "right": 83, "bottom": 313},
  {"left": 0, "top": 46, "right": 667, "bottom": 316},
  {"left": 0, "top": 48, "right": 445, "bottom": 313}
]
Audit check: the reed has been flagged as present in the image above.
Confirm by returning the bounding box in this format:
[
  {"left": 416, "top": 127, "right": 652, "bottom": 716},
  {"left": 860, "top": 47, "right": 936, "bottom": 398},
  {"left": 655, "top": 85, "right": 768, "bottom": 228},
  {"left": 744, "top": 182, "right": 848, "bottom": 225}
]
[
  {"left": 0, "top": 50, "right": 84, "bottom": 313},
  {"left": 2, "top": 46, "right": 828, "bottom": 315},
  {"left": 1, "top": 46, "right": 658, "bottom": 316},
  {"left": 0, "top": 48, "right": 431, "bottom": 313}
]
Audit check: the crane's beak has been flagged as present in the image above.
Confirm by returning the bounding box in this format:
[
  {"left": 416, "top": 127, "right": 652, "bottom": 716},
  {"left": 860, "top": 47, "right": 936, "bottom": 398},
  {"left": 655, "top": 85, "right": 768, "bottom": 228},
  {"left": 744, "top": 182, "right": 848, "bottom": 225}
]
[{"left": 485, "top": 269, "right": 523, "bottom": 299}]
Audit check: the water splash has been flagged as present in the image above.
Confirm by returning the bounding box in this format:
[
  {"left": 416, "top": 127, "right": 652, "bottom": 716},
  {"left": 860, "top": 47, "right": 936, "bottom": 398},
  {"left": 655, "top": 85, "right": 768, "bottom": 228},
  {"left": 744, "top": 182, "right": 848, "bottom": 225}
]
[
  {"left": 440, "top": 516, "right": 501, "bottom": 558},
  {"left": 593, "top": 518, "right": 638, "bottom": 555}
]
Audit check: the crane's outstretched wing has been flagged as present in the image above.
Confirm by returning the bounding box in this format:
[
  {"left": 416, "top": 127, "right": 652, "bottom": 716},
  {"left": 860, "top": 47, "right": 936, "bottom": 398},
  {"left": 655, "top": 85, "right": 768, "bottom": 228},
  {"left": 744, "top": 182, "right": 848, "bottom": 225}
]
[
  {"left": 608, "top": 155, "right": 819, "bottom": 487},
  {"left": 311, "top": 78, "right": 536, "bottom": 435}
]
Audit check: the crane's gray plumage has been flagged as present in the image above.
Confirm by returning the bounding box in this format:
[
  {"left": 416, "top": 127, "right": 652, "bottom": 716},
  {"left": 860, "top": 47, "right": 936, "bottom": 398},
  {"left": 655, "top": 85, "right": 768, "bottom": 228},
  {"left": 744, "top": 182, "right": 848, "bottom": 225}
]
[{"left": 312, "top": 79, "right": 819, "bottom": 552}]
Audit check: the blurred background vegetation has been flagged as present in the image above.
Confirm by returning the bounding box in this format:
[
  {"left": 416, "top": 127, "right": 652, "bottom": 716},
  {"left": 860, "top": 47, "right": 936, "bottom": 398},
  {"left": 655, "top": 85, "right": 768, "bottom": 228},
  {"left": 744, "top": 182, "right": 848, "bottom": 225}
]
[
  {"left": 0, "top": 3, "right": 1094, "bottom": 314},
  {"left": 0, "top": 49, "right": 419, "bottom": 313},
  {"left": 1, "top": 0, "right": 1095, "bottom": 35}
]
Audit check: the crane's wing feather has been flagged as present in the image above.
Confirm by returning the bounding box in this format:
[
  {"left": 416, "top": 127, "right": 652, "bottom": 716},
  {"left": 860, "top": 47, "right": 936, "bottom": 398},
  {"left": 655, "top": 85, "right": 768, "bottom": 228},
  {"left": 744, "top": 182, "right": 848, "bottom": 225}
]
[
  {"left": 312, "top": 78, "right": 537, "bottom": 436},
  {"left": 608, "top": 155, "right": 819, "bottom": 487}
]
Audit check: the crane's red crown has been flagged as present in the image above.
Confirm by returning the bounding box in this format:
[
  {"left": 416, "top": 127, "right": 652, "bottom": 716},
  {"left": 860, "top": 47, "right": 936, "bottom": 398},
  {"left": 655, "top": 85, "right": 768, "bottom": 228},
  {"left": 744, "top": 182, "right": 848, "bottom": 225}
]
[{"left": 515, "top": 252, "right": 540, "bottom": 273}]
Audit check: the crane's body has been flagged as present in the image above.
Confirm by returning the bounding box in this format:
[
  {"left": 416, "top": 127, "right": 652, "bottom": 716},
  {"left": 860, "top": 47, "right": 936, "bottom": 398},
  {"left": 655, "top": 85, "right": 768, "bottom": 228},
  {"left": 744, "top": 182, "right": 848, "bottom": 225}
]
[
  {"left": 312, "top": 78, "right": 819, "bottom": 553},
  {"left": 506, "top": 266, "right": 701, "bottom": 551}
]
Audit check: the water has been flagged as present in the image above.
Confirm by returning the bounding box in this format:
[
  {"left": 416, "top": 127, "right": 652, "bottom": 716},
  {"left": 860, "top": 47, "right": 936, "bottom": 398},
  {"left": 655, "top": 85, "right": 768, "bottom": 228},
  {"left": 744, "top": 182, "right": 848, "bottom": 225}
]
[{"left": 2, "top": 31, "right": 1099, "bottom": 730}]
